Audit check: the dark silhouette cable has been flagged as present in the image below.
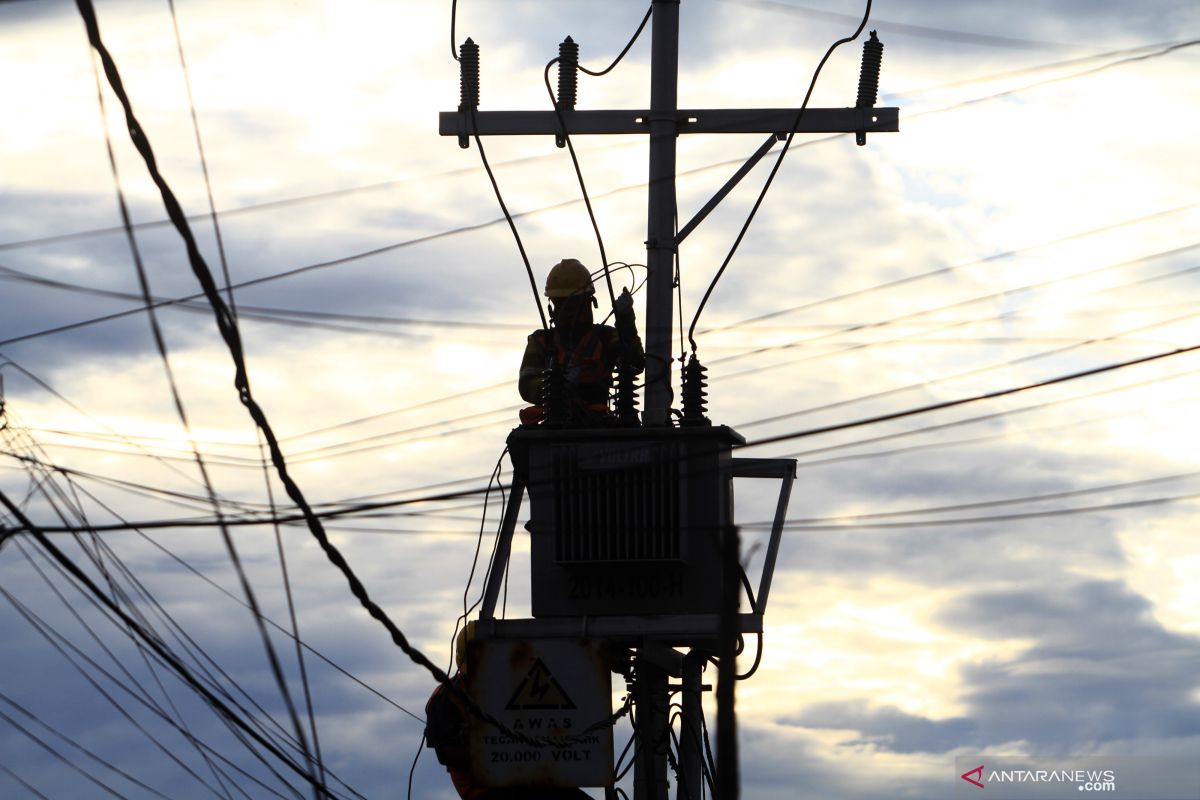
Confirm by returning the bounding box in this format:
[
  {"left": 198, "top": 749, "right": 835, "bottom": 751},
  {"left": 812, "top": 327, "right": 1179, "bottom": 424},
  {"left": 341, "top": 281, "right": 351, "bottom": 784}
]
[
  {"left": 0, "top": 705, "right": 132, "bottom": 799},
  {"left": 0, "top": 35, "right": 1183, "bottom": 257},
  {"left": 1, "top": 436, "right": 348, "bottom": 795},
  {"left": 68, "top": 7, "right": 609, "bottom": 744},
  {"left": 260, "top": 431, "right": 327, "bottom": 794},
  {"left": 708, "top": 244, "right": 1200, "bottom": 375},
  {"left": 734, "top": 304, "right": 1200, "bottom": 432},
  {"left": 727, "top": 0, "right": 1077, "bottom": 50},
  {"left": 540, "top": 3, "right": 653, "bottom": 302},
  {"left": 743, "top": 340, "right": 1200, "bottom": 451},
  {"left": 778, "top": 364, "right": 1200, "bottom": 464},
  {"left": 83, "top": 36, "right": 323, "bottom": 796},
  {"left": 687, "top": 0, "right": 874, "bottom": 351},
  {"left": 0, "top": 495, "right": 335, "bottom": 796},
  {"left": 0, "top": 586, "right": 307, "bottom": 800},
  {"left": 766, "top": 469, "right": 1200, "bottom": 525},
  {"left": 542, "top": 59, "right": 623, "bottom": 305},
  {"left": 0, "top": 691, "right": 175, "bottom": 800},
  {"left": 769, "top": 490, "right": 1200, "bottom": 531},
  {"left": 167, "top": 0, "right": 236, "bottom": 320},
  {"left": 790, "top": 390, "right": 1200, "bottom": 470}
]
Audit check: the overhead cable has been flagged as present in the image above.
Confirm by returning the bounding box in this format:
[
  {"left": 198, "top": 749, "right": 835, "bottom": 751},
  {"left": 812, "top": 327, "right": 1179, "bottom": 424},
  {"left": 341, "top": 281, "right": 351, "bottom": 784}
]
[
  {"left": 742, "top": 340, "right": 1200, "bottom": 451},
  {"left": 74, "top": 0, "right": 535, "bottom": 752},
  {"left": 727, "top": 0, "right": 1078, "bottom": 50},
  {"left": 686, "top": 0, "right": 873, "bottom": 351},
  {"left": 0, "top": 585, "right": 308, "bottom": 800},
  {"left": 759, "top": 490, "right": 1200, "bottom": 531},
  {"left": 0, "top": 509, "right": 322, "bottom": 796},
  {"left": 3, "top": 433, "right": 338, "bottom": 794},
  {"left": 85, "top": 34, "right": 321, "bottom": 794},
  {"left": 0, "top": 690, "right": 174, "bottom": 800}
]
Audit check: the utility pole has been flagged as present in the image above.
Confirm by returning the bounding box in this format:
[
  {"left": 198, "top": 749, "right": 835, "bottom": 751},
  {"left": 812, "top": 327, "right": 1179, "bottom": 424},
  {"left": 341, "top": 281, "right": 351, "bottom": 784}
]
[
  {"left": 642, "top": 0, "right": 680, "bottom": 426},
  {"left": 440, "top": 0, "right": 896, "bottom": 428},
  {"left": 441, "top": 3, "right": 895, "bottom": 797}
]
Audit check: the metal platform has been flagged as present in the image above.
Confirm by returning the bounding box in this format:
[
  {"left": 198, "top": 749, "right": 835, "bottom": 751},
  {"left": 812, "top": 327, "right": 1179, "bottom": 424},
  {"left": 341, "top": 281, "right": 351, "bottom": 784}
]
[{"left": 477, "top": 424, "right": 795, "bottom": 638}]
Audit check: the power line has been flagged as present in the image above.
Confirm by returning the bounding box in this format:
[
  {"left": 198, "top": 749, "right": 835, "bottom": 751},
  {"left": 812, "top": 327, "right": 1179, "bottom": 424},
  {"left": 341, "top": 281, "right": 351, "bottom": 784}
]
[
  {"left": 686, "top": 0, "right": 873, "bottom": 350},
  {"left": 0, "top": 262, "right": 529, "bottom": 333},
  {"left": 18, "top": 439, "right": 427, "bottom": 723},
  {"left": 727, "top": 0, "right": 1082, "bottom": 50},
  {"left": 11, "top": 284, "right": 1200, "bottom": 534},
  {"left": 787, "top": 391, "right": 1200, "bottom": 470},
  {"left": 5, "top": 428, "right": 327, "bottom": 783},
  {"left": 0, "top": 689, "right": 175, "bottom": 800},
  {"left": 27, "top": 357, "right": 1200, "bottom": 534},
  {"left": 775, "top": 470, "right": 1200, "bottom": 524},
  {"left": 1, "top": 30, "right": 1185, "bottom": 261},
  {"left": 13, "top": 215, "right": 1185, "bottom": 471},
  {"left": 0, "top": 703, "right": 132, "bottom": 799},
  {"left": 538, "top": 4, "right": 654, "bottom": 302},
  {"left": 578, "top": 4, "right": 653, "bottom": 76},
  {"left": 708, "top": 246, "right": 1200, "bottom": 383},
  {"left": 0, "top": 761, "right": 52, "bottom": 800},
  {"left": 6, "top": 39, "right": 1191, "bottom": 355},
  {"left": 734, "top": 306, "right": 1200, "bottom": 432},
  {"left": 742, "top": 340, "right": 1200, "bottom": 451},
  {"left": 0, "top": 584, "right": 309, "bottom": 800},
  {"left": 82, "top": 8, "right": 323, "bottom": 793},
  {"left": 758, "top": 490, "right": 1200, "bottom": 531},
  {"left": 3, "top": 424, "right": 341, "bottom": 795},
  {"left": 697, "top": 204, "right": 1197, "bottom": 337},
  {"left": 32, "top": 5, "right": 549, "bottom": 742}
]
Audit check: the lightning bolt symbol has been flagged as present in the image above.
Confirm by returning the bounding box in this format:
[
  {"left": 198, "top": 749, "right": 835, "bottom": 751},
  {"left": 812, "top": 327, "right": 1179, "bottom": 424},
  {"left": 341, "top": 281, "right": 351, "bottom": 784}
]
[{"left": 529, "top": 670, "right": 551, "bottom": 702}]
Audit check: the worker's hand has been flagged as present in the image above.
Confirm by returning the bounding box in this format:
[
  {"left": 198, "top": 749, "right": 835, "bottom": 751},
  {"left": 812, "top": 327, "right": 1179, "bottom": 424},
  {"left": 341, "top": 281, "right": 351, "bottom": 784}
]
[{"left": 614, "top": 288, "right": 636, "bottom": 324}]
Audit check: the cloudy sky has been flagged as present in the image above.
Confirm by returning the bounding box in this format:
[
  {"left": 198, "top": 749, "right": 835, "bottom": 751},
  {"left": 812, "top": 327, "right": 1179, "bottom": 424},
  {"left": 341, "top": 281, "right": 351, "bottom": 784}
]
[{"left": 1, "top": 0, "right": 1198, "bottom": 797}]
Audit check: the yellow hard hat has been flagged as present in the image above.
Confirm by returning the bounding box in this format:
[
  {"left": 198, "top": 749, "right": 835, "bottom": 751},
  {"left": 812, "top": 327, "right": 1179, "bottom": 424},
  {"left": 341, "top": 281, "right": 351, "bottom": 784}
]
[
  {"left": 545, "top": 258, "right": 594, "bottom": 298},
  {"left": 455, "top": 621, "right": 476, "bottom": 674}
]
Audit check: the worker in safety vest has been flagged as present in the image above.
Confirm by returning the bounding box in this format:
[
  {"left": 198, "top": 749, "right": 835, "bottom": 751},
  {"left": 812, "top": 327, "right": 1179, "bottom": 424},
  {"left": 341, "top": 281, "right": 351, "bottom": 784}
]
[
  {"left": 518, "top": 258, "right": 645, "bottom": 426},
  {"left": 425, "top": 625, "right": 592, "bottom": 799}
]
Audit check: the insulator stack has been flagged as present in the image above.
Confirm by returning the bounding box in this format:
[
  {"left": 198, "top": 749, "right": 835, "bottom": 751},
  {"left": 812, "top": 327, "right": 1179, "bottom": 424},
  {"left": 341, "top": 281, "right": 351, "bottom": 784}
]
[
  {"left": 557, "top": 36, "right": 579, "bottom": 110},
  {"left": 542, "top": 364, "right": 568, "bottom": 428},
  {"left": 681, "top": 355, "right": 710, "bottom": 426},
  {"left": 854, "top": 30, "right": 883, "bottom": 146},
  {"left": 613, "top": 362, "right": 641, "bottom": 427},
  {"left": 457, "top": 38, "right": 480, "bottom": 148},
  {"left": 555, "top": 36, "right": 579, "bottom": 148}
]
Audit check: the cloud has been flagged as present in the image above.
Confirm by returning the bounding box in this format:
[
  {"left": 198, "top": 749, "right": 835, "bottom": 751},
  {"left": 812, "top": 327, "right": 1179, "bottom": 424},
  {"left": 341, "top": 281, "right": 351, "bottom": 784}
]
[
  {"left": 783, "top": 700, "right": 975, "bottom": 753},
  {"left": 2, "top": 0, "right": 1199, "bottom": 797},
  {"left": 781, "top": 580, "right": 1200, "bottom": 756}
]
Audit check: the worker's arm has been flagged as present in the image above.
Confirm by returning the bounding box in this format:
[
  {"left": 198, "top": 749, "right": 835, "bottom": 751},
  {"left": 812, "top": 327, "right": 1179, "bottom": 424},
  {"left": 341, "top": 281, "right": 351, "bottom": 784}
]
[
  {"left": 519, "top": 331, "right": 548, "bottom": 404},
  {"left": 612, "top": 289, "right": 646, "bottom": 373},
  {"left": 425, "top": 683, "right": 470, "bottom": 770}
]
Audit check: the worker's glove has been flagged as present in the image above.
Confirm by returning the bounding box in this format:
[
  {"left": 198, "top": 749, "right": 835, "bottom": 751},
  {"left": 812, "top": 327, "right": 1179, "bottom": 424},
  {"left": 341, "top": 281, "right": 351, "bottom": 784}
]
[{"left": 614, "top": 288, "right": 637, "bottom": 335}]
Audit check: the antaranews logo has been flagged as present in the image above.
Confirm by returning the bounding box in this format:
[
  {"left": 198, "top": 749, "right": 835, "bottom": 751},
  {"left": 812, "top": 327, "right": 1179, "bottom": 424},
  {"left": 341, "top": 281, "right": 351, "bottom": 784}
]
[
  {"left": 958, "top": 760, "right": 1118, "bottom": 794},
  {"left": 958, "top": 755, "right": 1200, "bottom": 799},
  {"left": 961, "top": 764, "right": 985, "bottom": 789}
]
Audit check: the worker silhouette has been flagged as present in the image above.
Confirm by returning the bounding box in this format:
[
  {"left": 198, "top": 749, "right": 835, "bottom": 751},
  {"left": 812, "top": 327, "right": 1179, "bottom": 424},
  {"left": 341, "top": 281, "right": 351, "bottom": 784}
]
[
  {"left": 518, "top": 258, "right": 645, "bottom": 427},
  {"left": 426, "top": 627, "right": 592, "bottom": 799}
]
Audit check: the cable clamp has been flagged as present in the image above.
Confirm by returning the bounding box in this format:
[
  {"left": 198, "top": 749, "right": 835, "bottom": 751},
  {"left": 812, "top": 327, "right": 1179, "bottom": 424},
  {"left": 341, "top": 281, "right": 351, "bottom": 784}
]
[{"left": 645, "top": 237, "right": 679, "bottom": 253}]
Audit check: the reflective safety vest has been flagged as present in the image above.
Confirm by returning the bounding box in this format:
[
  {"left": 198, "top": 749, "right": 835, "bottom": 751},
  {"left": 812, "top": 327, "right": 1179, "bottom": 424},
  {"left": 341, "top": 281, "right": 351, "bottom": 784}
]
[
  {"left": 519, "top": 326, "right": 615, "bottom": 425},
  {"left": 551, "top": 326, "right": 610, "bottom": 402}
]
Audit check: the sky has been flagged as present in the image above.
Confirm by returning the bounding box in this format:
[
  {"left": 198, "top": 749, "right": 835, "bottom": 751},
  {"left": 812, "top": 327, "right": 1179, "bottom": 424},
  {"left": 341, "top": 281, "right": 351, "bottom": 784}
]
[{"left": 1, "top": 0, "right": 1199, "bottom": 797}]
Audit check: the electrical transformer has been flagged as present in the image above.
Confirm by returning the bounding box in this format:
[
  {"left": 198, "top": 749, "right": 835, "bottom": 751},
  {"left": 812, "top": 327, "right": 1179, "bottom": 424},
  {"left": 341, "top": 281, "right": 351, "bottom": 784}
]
[{"left": 511, "top": 425, "right": 744, "bottom": 617}]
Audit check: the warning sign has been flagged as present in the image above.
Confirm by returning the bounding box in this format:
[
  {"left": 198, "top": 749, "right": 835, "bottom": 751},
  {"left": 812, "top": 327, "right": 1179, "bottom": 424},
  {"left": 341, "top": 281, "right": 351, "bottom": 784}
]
[
  {"left": 466, "top": 639, "right": 612, "bottom": 788},
  {"left": 505, "top": 659, "right": 577, "bottom": 711}
]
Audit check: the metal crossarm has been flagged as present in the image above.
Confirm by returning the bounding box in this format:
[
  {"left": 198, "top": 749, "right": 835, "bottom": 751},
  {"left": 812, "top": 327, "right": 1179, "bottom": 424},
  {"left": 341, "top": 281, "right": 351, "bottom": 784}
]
[{"left": 439, "top": 106, "right": 898, "bottom": 138}]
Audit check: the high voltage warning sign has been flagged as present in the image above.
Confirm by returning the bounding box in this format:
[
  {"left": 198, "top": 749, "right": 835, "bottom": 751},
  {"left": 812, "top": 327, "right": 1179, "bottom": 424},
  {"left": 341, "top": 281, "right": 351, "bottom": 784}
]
[
  {"left": 506, "top": 659, "right": 577, "bottom": 711},
  {"left": 467, "top": 639, "right": 613, "bottom": 787}
]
